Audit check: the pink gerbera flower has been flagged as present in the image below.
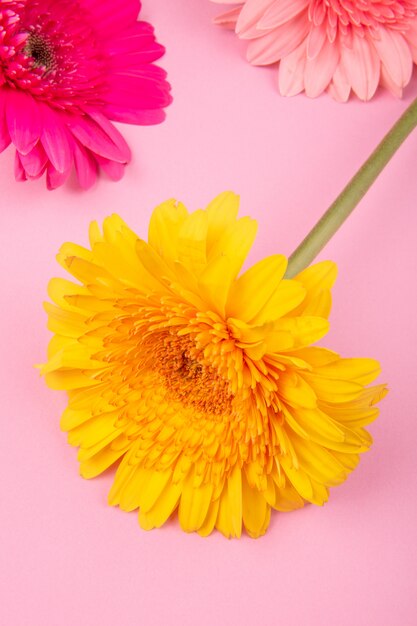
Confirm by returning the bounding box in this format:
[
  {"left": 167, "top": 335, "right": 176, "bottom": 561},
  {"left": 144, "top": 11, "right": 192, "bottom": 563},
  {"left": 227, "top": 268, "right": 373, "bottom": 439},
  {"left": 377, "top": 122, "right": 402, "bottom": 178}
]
[
  {"left": 0, "top": 0, "right": 172, "bottom": 189},
  {"left": 212, "top": 0, "right": 417, "bottom": 101}
]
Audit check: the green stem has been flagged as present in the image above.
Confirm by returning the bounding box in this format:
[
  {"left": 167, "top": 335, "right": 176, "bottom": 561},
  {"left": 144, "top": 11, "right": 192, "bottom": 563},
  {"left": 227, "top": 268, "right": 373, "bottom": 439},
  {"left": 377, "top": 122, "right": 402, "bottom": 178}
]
[{"left": 285, "top": 96, "right": 417, "bottom": 279}]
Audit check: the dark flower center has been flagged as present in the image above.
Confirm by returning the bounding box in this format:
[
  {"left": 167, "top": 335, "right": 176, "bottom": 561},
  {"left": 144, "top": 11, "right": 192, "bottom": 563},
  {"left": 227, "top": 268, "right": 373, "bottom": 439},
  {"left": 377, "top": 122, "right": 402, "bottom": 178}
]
[{"left": 25, "top": 33, "right": 56, "bottom": 71}]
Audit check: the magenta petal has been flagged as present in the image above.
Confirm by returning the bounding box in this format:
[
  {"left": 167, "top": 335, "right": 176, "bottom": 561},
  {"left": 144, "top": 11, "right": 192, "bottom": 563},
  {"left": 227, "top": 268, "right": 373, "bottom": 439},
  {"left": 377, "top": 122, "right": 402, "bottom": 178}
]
[
  {"left": 46, "top": 164, "right": 71, "bottom": 190},
  {"left": 6, "top": 90, "right": 41, "bottom": 155},
  {"left": 108, "top": 44, "right": 166, "bottom": 66},
  {"left": 0, "top": 89, "right": 11, "bottom": 153},
  {"left": 82, "top": 0, "right": 141, "bottom": 32},
  {"left": 19, "top": 144, "right": 48, "bottom": 178},
  {"left": 87, "top": 111, "right": 131, "bottom": 162},
  {"left": 1, "top": 0, "right": 170, "bottom": 187},
  {"left": 14, "top": 152, "right": 27, "bottom": 182},
  {"left": 40, "top": 104, "right": 73, "bottom": 173},
  {"left": 73, "top": 141, "right": 98, "bottom": 189},
  {"left": 103, "top": 104, "right": 166, "bottom": 125},
  {"left": 107, "top": 22, "right": 161, "bottom": 56},
  {"left": 67, "top": 115, "right": 129, "bottom": 163},
  {"left": 105, "top": 73, "right": 172, "bottom": 109},
  {"left": 95, "top": 155, "right": 126, "bottom": 181}
]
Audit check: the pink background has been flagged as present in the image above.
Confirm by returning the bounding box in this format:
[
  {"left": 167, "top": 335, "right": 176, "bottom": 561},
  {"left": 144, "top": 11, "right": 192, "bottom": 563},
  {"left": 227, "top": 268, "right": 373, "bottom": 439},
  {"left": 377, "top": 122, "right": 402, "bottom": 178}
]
[{"left": 1, "top": 1, "right": 417, "bottom": 624}]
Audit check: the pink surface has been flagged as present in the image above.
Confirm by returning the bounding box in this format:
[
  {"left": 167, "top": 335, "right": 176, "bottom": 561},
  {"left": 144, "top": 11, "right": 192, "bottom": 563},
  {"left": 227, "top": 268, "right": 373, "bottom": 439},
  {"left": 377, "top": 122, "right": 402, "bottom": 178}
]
[{"left": 1, "top": 1, "right": 416, "bottom": 625}]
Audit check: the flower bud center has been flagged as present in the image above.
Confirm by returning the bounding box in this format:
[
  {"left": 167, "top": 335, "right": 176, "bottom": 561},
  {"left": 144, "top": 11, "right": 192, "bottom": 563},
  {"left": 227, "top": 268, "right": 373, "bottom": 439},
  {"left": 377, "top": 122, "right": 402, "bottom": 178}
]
[{"left": 25, "top": 32, "right": 56, "bottom": 71}]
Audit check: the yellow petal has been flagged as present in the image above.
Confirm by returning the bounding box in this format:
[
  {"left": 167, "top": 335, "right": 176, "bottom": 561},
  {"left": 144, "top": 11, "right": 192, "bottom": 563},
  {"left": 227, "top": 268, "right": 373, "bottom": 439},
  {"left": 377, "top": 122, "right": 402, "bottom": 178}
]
[
  {"left": 315, "top": 357, "right": 381, "bottom": 386},
  {"left": 272, "top": 316, "right": 330, "bottom": 350},
  {"left": 242, "top": 471, "right": 270, "bottom": 538},
  {"left": 79, "top": 443, "right": 127, "bottom": 479},
  {"left": 302, "top": 373, "right": 364, "bottom": 403},
  {"left": 118, "top": 467, "right": 152, "bottom": 512},
  {"left": 41, "top": 343, "right": 103, "bottom": 374},
  {"left": 205, "top": 191, "right": 240, "bottom": 254},
  {"left": 102, "top": 214, "right": 138, "bottom": 247},
  {"left": 47, "top": 334, "right": 75, "bottom": 359},
  {"left": 138, "top": 470, "right": 173, "bottom": 513},
  {"left": 135, "top": 239, "right": 175, "bottom": 286},
  {"left": 177, "top": 209, "right": 208, "bottom": 277},
  {"left": 44, "top": 369, "right": 101, "bottom": 391},
  {"left": 273, "top": 480, "right": 305, "bottom": 512},
  {"left": 48, "top": 278, "right": 89, "bottom": 311},
  {"left": 66, "top": 411, "right": 120, "bottom": 448},
  {"left": 198, "top": 255, "right": 234, "bottom": 317},
  {"left": 57, "top": 242, "right": 93, "bottom": 265},
  {"left": 292, "top": 347, "right": 340, "bottom": 367},
  {"left": 209, "top": 216, "right": 257, "bottom": 281},
  {"left": 226, "top": 255, "right": 287, "bottom": 321},
  {"left": 44, "top": 301, "right": 88, "bottom": 338},
  {"left": 291, "top": 434, "right": 348, "bottom": 487},
  {"left": 178, "top": 470, "right": 214, "bottom": 532},
  {"left": 227, "top": 464, "right": 243, "bottom": 538},
  {"left": 92, "top": 241, "right": 155, "bottom": 291},
  {"left": 197, "top": 498, "right": 220, "bottom": 537},
  {"left": 215, "top": 481, "right": 238, "bottom": 539},
  {"left": 251, "top": 279, "right": 306, "bottom": 325},
  {"left": 279, "top": 372, "right": 317, "bottom": 409},
  {"left": 148, "top": 199, "right": 189, "bottom": 263},
  {"left": 291, "top": 260, "right": 337, "bottom": 318},
  {"left": 138, "top": 479, "right": 182, "bottom": 530},
  {"left": 280, "top": 456, "right": 315, "bottom": 502},
  {"left": 89, "top": 220, "right": 104, "bottom": 247}
]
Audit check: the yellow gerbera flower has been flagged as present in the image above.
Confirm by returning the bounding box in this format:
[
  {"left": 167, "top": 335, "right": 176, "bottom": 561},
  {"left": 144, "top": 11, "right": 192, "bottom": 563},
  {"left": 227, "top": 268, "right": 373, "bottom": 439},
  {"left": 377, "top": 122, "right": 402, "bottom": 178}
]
[{"left": 42, "top": 192, "right": 387, "bottom": 538}]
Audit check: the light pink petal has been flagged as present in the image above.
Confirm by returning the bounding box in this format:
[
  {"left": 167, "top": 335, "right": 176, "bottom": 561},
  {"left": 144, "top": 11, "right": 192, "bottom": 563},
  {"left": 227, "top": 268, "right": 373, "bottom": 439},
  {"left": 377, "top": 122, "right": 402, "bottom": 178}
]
[
  {"left": 213, "top": 6, "right": 242, "bottom": 28},
  {"left": 236, "top": 0, "right": 275, "bottom": 37},
  {"left": 0, "top": 89, "right": 11, "bottom": 152},
  {"left": 341, "top": 34, "right": 380, "bottom": 101},
  {"left": 304, "top": 37, "right": 339, "bottom": 97},
  {"left": 247, "top": 14, "right": 309, "bottom": 64},
  {"left": 18, "top": 144, "right": 48, "bottom": 178},
  {"left": 307, "top": 24, "right": 327, "bottom": 59},
  {"left": 380, "top": 64, "right": 403, "bottom": 97},
  {"left": 405, "top": 14, "right": 417, "bottom": 34},
  {"left": 66, "top": 115, "right": 129, "bottom": 163},
  {"left": 403, "top": 19, "right": 417, "bottom": 63},
  {"left": 373, "top": 28, "right": 413, "bottom": 88},
  {"left": 327, "top": 63, "right": 351, "bottom": 102},
  {"left": 40, "top": 104, "right": 73, "bottom": 173},
  {"left": 278, "top": 40, "right": 307, "bottom": 96},
  {"left": 95, "top": 155, "right": 126, "bottom": 181},
  {"left": 6, "top": 90, "right": 41, "bottom": 155},
  {"left": 258, "top": 0, "right": 309, "bottom": 30},
  {"left": 73, "top": 141, "right": 98, "bottom": 189},
  {"left": 14, "top": 152, "right": 28, "bottom": 181}
]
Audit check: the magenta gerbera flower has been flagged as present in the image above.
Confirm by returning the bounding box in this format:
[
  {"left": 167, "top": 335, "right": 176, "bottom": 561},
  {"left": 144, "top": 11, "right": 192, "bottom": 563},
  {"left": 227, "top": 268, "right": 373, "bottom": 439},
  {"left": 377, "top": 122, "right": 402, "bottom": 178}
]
[
  {"left": 0, "top": 0, "right": 172, "bottom": 189},
  {"left": 212, "top": 0, "right": 417, "bottom": 101}
]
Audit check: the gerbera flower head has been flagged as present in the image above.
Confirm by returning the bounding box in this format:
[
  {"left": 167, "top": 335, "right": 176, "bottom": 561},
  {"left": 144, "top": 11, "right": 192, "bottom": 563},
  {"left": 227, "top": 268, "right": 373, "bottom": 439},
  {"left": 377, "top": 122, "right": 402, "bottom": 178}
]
[
  {"left": 0, "top": 0, "right": 172, "bottom": 188},
  {"left": 42, "top": 193, "right": 387, "bottom": 538},
  {"left": 212, "top": 0, "right": 417, "bottom": 101}
]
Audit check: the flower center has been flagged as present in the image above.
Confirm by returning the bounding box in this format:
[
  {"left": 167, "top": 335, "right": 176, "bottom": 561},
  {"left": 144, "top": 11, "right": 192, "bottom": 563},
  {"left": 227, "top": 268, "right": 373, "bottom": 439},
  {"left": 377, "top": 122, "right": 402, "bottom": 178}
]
[
  {"left": 309, "top": 0, "right": 417, "bottom": 35},
  {"left": 24, "top": 33, "right": 56, "bottom": 71},
  {"left": 0, "top": 0, "right": 107, "bottom": 112},
  {"left": 154, "top": 334, "right": 234, "bottom": 416}
]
